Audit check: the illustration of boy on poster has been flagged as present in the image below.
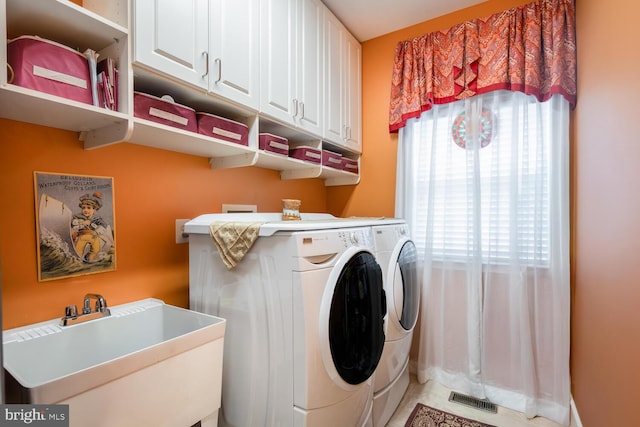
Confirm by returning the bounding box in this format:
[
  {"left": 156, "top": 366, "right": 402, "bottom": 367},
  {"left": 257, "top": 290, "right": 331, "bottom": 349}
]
[
  {"left": 71, "top": 192, "right": 112, "bottom": 262},
  {"left": 34, "top": 172, "right": 116, "bottom": 281}
]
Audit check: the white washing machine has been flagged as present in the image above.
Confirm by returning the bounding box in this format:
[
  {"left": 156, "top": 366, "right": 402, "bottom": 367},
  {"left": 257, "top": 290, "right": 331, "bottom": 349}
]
[
  {"left": 371, "top": 222, "right": 420, "bottom": 426},
  {"left": 186, "top": 213, "right": 388, "bottom": 427}
]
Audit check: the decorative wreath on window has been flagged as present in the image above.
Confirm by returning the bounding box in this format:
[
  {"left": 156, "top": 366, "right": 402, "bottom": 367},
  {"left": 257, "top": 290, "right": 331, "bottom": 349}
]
[{"left": 451, "top": 108, "right": 496, "bottom": 149}]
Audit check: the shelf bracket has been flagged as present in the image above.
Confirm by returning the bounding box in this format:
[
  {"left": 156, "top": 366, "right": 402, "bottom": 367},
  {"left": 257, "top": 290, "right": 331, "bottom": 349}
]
[
  {"left": 324, "top": 174, "right": 361, "bottom": 186},
  {"left": 280, "top": 167, "right": 323, "bottom": 181},
  {"left": 209, "top": 152, "right": 259, "bottom": 169},
  {"left": 83, "top": 120, "right": 133, "bottom": 150}
]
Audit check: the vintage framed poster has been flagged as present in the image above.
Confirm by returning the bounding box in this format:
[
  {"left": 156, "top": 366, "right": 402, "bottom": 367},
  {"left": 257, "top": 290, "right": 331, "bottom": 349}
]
[{"left": 34, "top": 172, "right": 116, "bottom": 281}]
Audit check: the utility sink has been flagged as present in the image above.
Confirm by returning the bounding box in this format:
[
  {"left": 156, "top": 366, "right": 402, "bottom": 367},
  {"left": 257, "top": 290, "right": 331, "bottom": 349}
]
[{"left": 3, "top": 298, "right": 226, "bottom": 427}]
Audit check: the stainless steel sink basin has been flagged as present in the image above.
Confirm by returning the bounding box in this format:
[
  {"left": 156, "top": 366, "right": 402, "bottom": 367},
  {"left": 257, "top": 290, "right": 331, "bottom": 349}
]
[{"left": 3, "top": 298, "right": 226, "bottom": 427}]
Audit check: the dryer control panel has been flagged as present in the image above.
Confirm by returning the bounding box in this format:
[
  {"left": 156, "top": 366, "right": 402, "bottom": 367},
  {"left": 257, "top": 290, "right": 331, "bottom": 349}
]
[
  {"left": 293, "top": 227, "right": 375, "bottom": 260},
  {"left": 337, "top": 228, "right": 373, "bottom": 248}
]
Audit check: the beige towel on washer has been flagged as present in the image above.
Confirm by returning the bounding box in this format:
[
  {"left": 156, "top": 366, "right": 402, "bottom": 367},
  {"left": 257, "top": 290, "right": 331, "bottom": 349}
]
[{"left": 209, "top": 222, "right": 264, "bottom": 270}]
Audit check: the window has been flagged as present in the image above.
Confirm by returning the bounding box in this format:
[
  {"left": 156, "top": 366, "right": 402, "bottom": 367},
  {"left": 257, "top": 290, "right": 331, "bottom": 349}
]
[{"left": 398, "top": 91, "right": 566, "bottom": 266}]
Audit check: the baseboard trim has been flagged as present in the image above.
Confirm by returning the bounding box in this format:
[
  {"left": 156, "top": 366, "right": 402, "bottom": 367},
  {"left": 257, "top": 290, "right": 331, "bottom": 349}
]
[{"left": 570, "top": 397, "right": 583, "bottom": 427}]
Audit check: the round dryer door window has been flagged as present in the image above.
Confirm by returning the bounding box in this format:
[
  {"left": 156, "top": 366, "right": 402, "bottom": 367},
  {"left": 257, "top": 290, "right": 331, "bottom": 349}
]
[
  {"left": 397, "top": 240, "right": 419, "bottom": 330},
  {"left": 329, "top": 251, "right": 386, "bottom": 385}
]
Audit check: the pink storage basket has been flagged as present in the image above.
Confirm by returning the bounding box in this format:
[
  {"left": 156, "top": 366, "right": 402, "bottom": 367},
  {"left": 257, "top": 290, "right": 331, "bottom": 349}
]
[
  {"left": 342, "top": 158, "right": 359, "bottom": 174},
  {"left": 134, "top": 92, "right": 197, "bottom": 132},
  {"left": 7, "top": 35, "right": 92, "bottom": 105},
  {"left": 289, "top": 146, "right": 322, "bottom": 164},
  {"left": 322, "top": 149, "right": 343, "bottom": 169},
  {"left": 259, "top": 133, "right": 289, "bottom": 156},
  {"left": 196, "top": 113, "right": 249, "bottom": 146}
]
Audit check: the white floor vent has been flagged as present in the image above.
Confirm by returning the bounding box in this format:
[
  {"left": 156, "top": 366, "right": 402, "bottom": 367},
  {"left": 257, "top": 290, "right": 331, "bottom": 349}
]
[{"left": 448, "top": 391, "right": 498, "bottom": 413}]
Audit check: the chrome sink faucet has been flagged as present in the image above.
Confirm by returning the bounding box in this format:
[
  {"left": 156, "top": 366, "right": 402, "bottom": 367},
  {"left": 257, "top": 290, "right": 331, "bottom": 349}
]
[
  {"left": 83, "top": 293, "right": 109, "bottom": 314},
  {"left": 61, "top": 293, "right": 111, "bottom": 326}
]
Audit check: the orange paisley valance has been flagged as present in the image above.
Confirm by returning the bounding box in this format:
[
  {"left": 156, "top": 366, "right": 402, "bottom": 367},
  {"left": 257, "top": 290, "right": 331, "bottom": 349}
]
[{"left": 389, "top": 0, "right": 576, "bottom": 132}]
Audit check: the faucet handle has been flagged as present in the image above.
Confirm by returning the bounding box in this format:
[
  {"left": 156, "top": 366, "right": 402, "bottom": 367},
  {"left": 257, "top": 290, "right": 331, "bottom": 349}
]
[{"left": 65, "top": 305, "right": 78, "bottom": 318}]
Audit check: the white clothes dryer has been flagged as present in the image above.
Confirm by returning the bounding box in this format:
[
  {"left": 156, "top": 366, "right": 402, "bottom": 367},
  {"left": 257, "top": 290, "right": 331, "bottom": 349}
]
[
  {"left": 371, "top": 222, "right": 420, "bottom": 426},
  {"left": 186, "top": 213, "right": 387, "bottom": 427}
]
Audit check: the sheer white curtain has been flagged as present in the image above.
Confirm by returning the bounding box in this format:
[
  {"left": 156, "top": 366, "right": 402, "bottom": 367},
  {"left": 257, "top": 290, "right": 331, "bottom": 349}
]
[{"left": 396, "top": 91, "right": 571, "bottom": 425}]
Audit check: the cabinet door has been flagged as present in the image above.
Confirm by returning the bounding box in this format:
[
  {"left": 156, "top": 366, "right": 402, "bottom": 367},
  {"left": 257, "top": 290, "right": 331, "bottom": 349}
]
[
  {"left": 323, "top": 10, "right": 345, "bottom": 145},
  {"left": 134, "top": 0, "right": 208, "bottom": 89},
  {"left": 210, "top": 0, "right": 260, "bottom": 109},
  {"left": 344, "top": 32, "right": 362, "bottom": 153},
  {"left": 260, "top": 0, "right": 297, "bottom": 125},
  {"left": 296, "top": 0, "right": 323, "bottom": 135}
]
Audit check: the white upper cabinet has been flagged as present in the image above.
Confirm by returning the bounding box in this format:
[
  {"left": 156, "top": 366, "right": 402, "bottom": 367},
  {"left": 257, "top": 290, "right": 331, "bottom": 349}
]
[
  {"left": 260, "top": 0, "right": 295, "bottom": 123},
  {"left": 344, "top": 31, "right": 362, "bottom": 153},
  {"left": 133, "top": 0, "right": 209, "bottom": 89},
  {"left": 260, "top": 0, "right": 323, "bottom": 136},
  {"left": 133, "top": 0, "right": 259, "bottom": 109},
  {"left": 209, "top": 0, "right": 260, "bottom": 109},
  {"left": 323, "top": 8, "right": 361, "bottom": 153},
  {"left": 323, "top": 10, "right": 344, "bottom": 146},
  {"left": 296, "top": 0, "right": 324, "bottom": 135}
]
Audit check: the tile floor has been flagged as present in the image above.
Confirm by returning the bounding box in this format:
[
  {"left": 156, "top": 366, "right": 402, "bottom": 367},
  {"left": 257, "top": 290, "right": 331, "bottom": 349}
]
[{"left": 385, "top": 375, "right": 579, "bottom": 427}]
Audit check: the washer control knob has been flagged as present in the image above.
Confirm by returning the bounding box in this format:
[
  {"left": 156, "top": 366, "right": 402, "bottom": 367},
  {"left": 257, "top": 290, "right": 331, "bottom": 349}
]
[{"left": 350, "top": 232, "right": 359, "bottom": 244}]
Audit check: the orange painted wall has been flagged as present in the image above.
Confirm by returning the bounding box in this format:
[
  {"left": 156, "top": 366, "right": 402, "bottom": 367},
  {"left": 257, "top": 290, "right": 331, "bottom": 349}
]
[
  {"left": 571, "top": 0, "right": 640, "bottom": 425},
  {"left": 0, "top": 118, "right": 328, "bottom": 329}
]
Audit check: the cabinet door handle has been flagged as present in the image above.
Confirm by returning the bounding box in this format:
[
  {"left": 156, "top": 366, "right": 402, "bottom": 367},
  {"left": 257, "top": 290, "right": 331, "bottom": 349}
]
[
  {"left": 202, "top": 52, "right": 209, "bottom": 79},
  {"left": 293, "top": 99, "right": 299, "bottom": 118},
  {"left": 215, "top": 58, "right": 222, "bottom": 83},
  {"left": 300, "top": 102, "right": 305, "bottom": 120}
]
